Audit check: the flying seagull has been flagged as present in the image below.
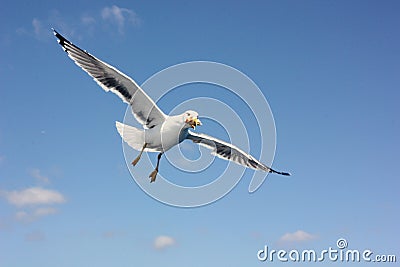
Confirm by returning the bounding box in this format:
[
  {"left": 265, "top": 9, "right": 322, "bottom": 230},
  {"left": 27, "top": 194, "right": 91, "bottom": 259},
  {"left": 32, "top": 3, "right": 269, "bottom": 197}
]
[{"left": 53, "top": 29, "right": 290, "bottom": 182}]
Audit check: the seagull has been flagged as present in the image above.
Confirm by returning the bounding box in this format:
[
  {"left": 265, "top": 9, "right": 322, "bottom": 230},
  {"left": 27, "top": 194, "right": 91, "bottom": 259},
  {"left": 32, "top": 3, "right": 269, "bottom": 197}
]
[{"left": 53, "top": 29, "right": 290, "bottom": 182}]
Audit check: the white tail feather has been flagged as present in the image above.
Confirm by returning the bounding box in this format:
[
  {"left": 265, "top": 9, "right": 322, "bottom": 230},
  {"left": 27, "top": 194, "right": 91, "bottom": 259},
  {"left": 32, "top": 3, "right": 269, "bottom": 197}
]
[{"left": 115, "top": 121, "right": 146, "bottom": 151}]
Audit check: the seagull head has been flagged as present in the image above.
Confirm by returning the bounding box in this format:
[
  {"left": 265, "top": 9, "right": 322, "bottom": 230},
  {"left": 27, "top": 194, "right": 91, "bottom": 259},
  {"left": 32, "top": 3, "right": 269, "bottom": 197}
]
[{"left": 183, "top": 110, "right": 202, "bottom": 130}]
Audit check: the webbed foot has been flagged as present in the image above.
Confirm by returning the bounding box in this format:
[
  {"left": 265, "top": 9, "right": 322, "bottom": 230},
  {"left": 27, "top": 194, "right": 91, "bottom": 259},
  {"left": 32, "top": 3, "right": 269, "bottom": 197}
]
[{"left": 149, "top": 169, "right": 158, "bottom": 183}]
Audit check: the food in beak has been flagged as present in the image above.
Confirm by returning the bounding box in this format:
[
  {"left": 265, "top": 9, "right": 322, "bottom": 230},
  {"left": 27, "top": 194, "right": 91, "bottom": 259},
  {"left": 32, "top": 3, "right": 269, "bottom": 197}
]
[{"left": 186, "top": 117, "right": 202, "bottom": 129}]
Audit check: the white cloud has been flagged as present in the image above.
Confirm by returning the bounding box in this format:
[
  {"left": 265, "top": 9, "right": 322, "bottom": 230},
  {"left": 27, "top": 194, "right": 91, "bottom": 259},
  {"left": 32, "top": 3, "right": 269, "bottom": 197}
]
[
  {"left": 81, "top": 14, "right": 96, "bottom": 25},
  {"left": 1, "top": 187, "right": 66, "bottom": 207},
  {"left": 17, "top": 17, "right": 51, "bottom": 40},
  {"left": 15, "top": 207, "right": 58, "bottom": 222},
  {"left": 15, "top": 211, "right": 30, "bottom": 221},
  {"left": 33, "top": 207, "right": 57, "bottom": 216},
  {"left": 31, "top": 18, "right": 50, "bottom": 40},
  {"left": 153, "top": 235, "right": 176, "bottom": 250},
  {"left": 30, "top": 169, "right": 50, "bottom": 184},
  {"left": 16, "top": 11, "right": 75, "bottom": 41},
  {"left": 32, "top": 18, "right": 42, "bottom": 36},
  {"left": 17, "top": 6, "right": 141, "bottom": 41},
  {"left": 101, "top": 5, "right": 140, "bottom": 33},
  {"left": 279, "top": 230, "right": 317, "bottom": 243}
]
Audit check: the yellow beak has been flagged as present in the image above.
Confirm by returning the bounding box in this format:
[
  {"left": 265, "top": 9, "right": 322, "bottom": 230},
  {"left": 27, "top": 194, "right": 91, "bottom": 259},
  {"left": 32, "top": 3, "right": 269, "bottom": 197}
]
[{"left": 186, "top": 117, "right": 202, "bottom": 129}]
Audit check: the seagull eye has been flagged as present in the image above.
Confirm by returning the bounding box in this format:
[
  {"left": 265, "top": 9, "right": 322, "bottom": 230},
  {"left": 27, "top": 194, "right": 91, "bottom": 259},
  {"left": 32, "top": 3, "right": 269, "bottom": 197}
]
[{"left": 186, "top": 112, "right": 190, "bottom": 116}]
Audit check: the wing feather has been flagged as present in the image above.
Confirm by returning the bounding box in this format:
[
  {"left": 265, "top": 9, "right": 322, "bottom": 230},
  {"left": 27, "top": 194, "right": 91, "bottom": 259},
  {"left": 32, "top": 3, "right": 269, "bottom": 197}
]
[
  {"left": 53, "top": 29, "right": 166, "bottom": 129},
  {"left": 187, "top": 131, "right": 290, "bottom": 176}
]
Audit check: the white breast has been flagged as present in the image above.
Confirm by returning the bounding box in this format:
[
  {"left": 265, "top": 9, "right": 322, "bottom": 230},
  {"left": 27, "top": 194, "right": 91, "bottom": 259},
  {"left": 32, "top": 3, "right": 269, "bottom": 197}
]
[{"left": 145, "top": 116, "right": 185, "bottom": 152}]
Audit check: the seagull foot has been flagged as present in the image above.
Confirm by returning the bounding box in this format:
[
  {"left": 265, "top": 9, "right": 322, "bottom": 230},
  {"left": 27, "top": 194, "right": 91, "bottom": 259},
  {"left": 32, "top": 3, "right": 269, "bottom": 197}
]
[
  {"left": 149, "top": 169, "right": 158, "bottom": 183},
  {"left": 132, "top": 143, "right": 147, "bottom": 166},
  {"left": 132, "top": 156, "right": 141, "bottom": 166}
]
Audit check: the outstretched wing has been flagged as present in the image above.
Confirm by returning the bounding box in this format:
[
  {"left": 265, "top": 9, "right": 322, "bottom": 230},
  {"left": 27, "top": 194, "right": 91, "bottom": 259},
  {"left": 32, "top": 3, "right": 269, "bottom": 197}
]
[
  {"left": 187, "top": 131, "right": 290, "bottom": 176},
  {"left": 53, "top": 29, "right": 166, "bottom": 129}
]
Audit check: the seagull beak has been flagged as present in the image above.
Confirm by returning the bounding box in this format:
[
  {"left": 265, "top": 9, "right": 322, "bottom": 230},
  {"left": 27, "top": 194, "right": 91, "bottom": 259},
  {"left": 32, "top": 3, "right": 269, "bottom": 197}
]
[
  {"left": 187, "top": 117, "right": 202, "bottom": 129},
  {"left": 194, "top": 117, "right": 202, "bottom": 127}
]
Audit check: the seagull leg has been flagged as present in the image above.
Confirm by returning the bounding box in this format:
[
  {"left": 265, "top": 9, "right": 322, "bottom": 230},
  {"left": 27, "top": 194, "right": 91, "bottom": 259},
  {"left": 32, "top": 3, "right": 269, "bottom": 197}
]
[
  {"left": 149, "top": 152, "right": 163, "bottom": 183},
  {"left": 132, "top": 143, "right": 147, "bottom": 166}
]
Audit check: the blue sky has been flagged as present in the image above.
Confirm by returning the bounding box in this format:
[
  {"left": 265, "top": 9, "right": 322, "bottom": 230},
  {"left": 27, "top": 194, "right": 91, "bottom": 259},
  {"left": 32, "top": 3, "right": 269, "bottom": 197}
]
[{"left": 1, "top": 0, "right": 399, "bottom": 266}]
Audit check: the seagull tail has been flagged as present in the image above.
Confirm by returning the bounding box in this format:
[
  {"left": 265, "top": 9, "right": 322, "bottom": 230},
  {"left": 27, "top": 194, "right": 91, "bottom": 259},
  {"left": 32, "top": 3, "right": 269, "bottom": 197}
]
[{"left": 115, "top": 121, "right": 146, "bottom": 151}]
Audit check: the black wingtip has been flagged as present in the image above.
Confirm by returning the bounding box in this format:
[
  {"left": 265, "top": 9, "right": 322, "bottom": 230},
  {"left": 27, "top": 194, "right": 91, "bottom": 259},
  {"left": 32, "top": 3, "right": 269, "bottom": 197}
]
[
  {"left": 270, "top": 169, "right": 291, "bottom": 176},
  {"left": 51, "top": 28, "right": 73, "bottom": 53},
  {"left": 52, "top": 29, "right": 65, "bottom": 41},
  {"left": 52, "top": 28, "right": 61, "bottom": 38}
]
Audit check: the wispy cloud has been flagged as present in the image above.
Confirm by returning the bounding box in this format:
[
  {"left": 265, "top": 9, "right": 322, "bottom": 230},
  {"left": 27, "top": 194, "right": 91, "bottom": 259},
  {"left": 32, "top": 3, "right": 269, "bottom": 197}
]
[
  {"left": 17, "top": 14, "right": 74, "bottom": 41},
  {"left": 30, "top": 18, "right": 55, "bottom": 41},
  {"left": 81, "top": 14, "right": 96, "bottom": 26},
  {"left": 17, "top": 5, "right": 140, "bottom": 42},
  {"left": 25, "top": 230, "right": 46, "bottom": 242},
  {"left": 33, "top": 207, "right": 57, "bottom": 216},
  {"left": 15, "top": 211, "right": 30, "bottom": 221},
  {"left": 0, "top": 187, "right": 66, "bottom": 207},
  {"left": 102, "top": 230, "right": 127, "bottom": 239},
  {"left": 153, "top": 235, "right": 176, "bottom": 250},
  {"left": 32, "top": 18, "right": 43, "bottom": 37},
  {"left": 15, "top": 207, "right": 58, "bottom": 222},
  {"left": 279, "top": 230, "right": 317, "bottom": 244},
  {"left": 30, "top": 168, "right": 50, "bottom": 184},
  {"left": 101, "top": 5, "right": 140, "bottom": 34},
  {"left": 1, "top": 168, "right": 65, "bottom": 223}
]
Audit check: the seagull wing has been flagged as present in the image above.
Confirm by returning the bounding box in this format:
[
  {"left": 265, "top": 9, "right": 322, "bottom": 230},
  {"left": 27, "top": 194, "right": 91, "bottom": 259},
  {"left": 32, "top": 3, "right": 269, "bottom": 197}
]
[
  {"left": 53, "top": 29, "right": 166, "bottom": 129},
  {"left": 187, "top": 131, "right": 290, "bottom": 176}
]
